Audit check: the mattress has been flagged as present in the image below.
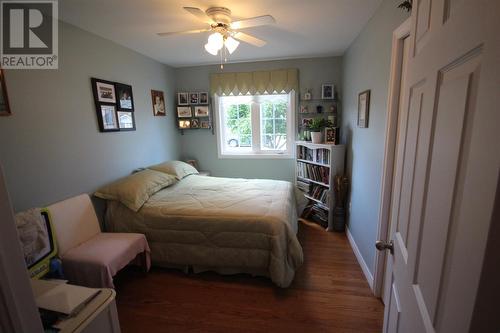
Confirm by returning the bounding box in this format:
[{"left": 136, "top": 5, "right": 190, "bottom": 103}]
[{"left": 104, "top": 175, "right": 304, "bottom": 287}]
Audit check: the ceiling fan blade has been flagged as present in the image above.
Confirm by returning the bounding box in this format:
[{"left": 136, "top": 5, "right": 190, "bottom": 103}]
[
  {"left": 230, "top": 15, "right": 275, "bottom": 30},
  {"left": 157, "top": 28, "right": 211, "bottom": 37},
  {"left": 183, "top": 7, "right": 214, "bottom": 24},
  {"left": 233, "top": 32, "right": 267, "bottom": 47}
]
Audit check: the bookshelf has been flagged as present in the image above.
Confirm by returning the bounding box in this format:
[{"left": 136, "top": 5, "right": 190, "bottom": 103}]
[{"left": 295, "top": 141, "right": 345, "bottom": 231}]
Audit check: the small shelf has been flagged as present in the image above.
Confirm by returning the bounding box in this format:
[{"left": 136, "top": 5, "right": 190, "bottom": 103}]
[
  {"left": 304, "top": 195, "right": 329, "bottom": 210},
  {"left": 297, "top": 176, "right": 330, "bottom": 188},
  {"left": 297, "top": 159, "right": 330, "bottom": 168}
]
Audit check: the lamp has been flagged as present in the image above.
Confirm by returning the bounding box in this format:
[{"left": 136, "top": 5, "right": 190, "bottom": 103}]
[
  {"left": 204, "top": 32, "right": 240, "bottom": 56},
  {"left": 224, "top": 36, "right": 240, "bottom": 54}
]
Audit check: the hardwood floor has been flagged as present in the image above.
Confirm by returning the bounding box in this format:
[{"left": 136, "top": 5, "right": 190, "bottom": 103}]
[{"left": 114, "top": 220, "right": 384, "bottom": 332}]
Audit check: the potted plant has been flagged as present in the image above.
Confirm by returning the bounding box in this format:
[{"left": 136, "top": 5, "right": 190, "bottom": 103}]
[{"left": 307, "top": 118, "right": 331, "bottom": 144}]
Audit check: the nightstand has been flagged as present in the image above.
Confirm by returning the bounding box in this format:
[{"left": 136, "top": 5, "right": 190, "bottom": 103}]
[{"left": 198, "top": 171, "right": 210, "bottom": 176}]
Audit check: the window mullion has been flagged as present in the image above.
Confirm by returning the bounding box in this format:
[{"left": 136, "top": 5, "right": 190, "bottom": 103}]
[{"left": 251, "top": 100, "right": 260, "bottom": 153}]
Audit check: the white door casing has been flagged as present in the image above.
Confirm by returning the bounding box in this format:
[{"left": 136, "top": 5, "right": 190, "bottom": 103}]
[{"left": 382, "top": 0, "right": 500, "bottom": 332}]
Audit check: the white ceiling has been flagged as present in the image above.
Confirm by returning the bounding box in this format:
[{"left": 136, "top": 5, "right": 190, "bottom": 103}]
[{"left": 60, "top": 0, "right": 382, "bottom": 68}]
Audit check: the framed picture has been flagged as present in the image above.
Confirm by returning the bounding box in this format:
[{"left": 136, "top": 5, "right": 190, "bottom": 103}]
[
  {"left": 302, "top": 118, "right": 313, "bottom": 128},
  {"left": 94, "top": 79, "right": 116, "bottom": 103},
  {"left": 200, "top": 120, "right": 210, "bottom": 129},
  {"left": 303, "top": 91, "right": 312, "bottom": 100},
  {"left": 177, "top": 92, "right": 189, "bottom": 105},
  {"left": 91, "top": 78, "right": 136, "bottom": 132},
  {"left": 177, "top": 106, "right": 192, "bottom": 118},
  {"left": 322, "top": 84, "right": 334, "bottom": 100},
  {"left": 199, "top": 92, "right": 209, "bottom": 105},
  {"left": 115, "top": 83, "right": 134, "bottom": 110},
  {"left": 358, "top": 90, "right": 370, "bottom": 128},
  {"left": 194, "top": 106, "right": 209, "bottom": 117},
  {"left": 117, "top": 111, "right": 135, "bottom": 130},
  {"left": 100, "top": 105, "right": 119, "bottom": 131},
  {"left": 0, "top": 68, "right": 11, "bottom": 116},
  {"left": 325, "top": 127, "right": 337, "bottom": 144},
  {"left": 179, "top": 119, "right": 191, "bottom": 128},
  {"left": 189, "top": 92, "right": 199, "bottom": 104},
  {"left": 151, "top": 90, "right": 166, "bottom": 116},
  {"left": 191, "top": 118, "right": 200, "bottom": 128}
]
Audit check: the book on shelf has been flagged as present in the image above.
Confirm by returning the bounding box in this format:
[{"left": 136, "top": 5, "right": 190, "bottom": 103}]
[
  {"left": 297, "top": 162, "right": 330, "bottom": 184},
  {"left": 297, "top": 146, "right": 330, "bottom": 165}
]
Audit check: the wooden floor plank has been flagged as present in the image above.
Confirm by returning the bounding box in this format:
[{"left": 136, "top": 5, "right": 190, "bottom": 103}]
[{"left": 114, "top": 220, "right": 384, "bottom": 332}]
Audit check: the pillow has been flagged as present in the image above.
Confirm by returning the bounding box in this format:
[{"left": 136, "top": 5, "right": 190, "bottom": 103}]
[
  {"left": 94, "top": 169, "right": 176, "bottom": 212},
  {"left": 148, "top": 160, "right": 199, "bottom": 180}
]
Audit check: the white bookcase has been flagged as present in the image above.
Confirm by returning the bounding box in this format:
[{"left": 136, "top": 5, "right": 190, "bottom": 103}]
[{"left": 295, "top": 141, "right": 345, "bottom": 231}]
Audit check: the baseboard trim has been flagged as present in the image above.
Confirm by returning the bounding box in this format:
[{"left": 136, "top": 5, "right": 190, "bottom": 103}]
[{"left": 346, "top": 227, "right": 374, "bottom": 292}]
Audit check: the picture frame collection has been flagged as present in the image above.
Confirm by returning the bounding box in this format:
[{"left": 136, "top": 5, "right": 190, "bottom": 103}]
[
  {"left": 91, "top": 78, "right": 136, "bottom": 132},
  {"left": 176, "top": 92, "right": 211, "bottom": 130}
]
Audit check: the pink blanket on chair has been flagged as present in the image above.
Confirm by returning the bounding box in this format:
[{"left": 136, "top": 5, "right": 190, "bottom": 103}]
[{"left": 61, "top": 233, "right": 151, "bottom": 288}]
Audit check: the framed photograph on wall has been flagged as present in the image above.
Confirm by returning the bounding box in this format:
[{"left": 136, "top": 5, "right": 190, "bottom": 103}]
[
  {"left": 100, "top": 105, "right": 119, "bottom": 131},
  {"left": 358, "top": 90, "right": 370, "bottom": 128},
  {"left": 115, "top": 83, "right": 134, "bottom": 110},
  {"left": 0, "top": 68, "right": 11, "bottom": 116},
  {"left": 199, "top": 92, "right": 209, "bottom": 105},
  {"left": 151, "top": 90, "right": 166, "bottom": 116},
  {"left": 200, "top": 120, "right": 210, "bottom": 129},
  {"left": 194, "top": 106, "right": 209, "bottom": 117},
  {"left": 189, "top": 92, "right": 199, "bottom": 104},
  {"left": 117, "top": 111, "right": 135, "bottom": 130},
  {"left": 177, "top": 106, "right": 192, "bottom": 118},
  {"left": 91, "top": 78, "right": 136, "bottom": 132},
  {"left": 178, "top": 92, "right": 189, "bottom": 105},
  {"left": 94, "top": 80, "right": 116, "bottom": 103},
  {"left": 321, "top": 84, "right": 334, "bottom": 100}
]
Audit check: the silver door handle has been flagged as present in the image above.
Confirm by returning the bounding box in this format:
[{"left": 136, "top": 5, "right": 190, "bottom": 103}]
[{"left": 375, "top": 240, "right": 394, "bottom": 255}]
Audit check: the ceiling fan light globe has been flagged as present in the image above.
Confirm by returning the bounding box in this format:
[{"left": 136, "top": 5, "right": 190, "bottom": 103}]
[
  {"left": 225, "top": 37, "right": 240, "bottom": 54},
  {"left": 204, "top": 43, "right": 219, "bottom": 56},
  {"left": 207, "top": 32, "right": 224, "bottom": 50}
]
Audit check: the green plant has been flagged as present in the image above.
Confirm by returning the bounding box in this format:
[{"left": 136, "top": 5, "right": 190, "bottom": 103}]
[
  {"left": 398, "top": 0, "right": 412, "bottom": 12},
  {"left": 307, "top": 118, "right": 333, "bottom": 132}
]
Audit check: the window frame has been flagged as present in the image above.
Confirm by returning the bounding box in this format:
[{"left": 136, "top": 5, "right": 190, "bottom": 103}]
[{"left": 215, "top": 91, "right": 296, "bottom": 159}]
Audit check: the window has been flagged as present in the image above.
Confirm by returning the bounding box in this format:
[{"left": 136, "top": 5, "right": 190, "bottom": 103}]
[{"left": 216, "top": 93, "right": 295, "bottom": 158}]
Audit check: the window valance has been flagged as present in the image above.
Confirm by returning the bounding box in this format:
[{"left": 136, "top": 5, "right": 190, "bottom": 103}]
[{"left": 210, "top": 68, "right": 299, "bottom": 96}]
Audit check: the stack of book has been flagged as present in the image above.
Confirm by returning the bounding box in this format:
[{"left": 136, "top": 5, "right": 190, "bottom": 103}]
[
  {"left": 314, "top": 149, "right": 330, "bottom": 165},
  {"left": 297, "top": 146, "right": 314, "bottom": 161},
  {"left": 297, "top": 162, "right": 330, "bottom": 184},
  {"left": 309, "top": 185, "right": 329, "bottom": 205}
]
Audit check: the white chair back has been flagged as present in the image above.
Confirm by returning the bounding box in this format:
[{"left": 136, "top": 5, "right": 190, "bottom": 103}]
[{"left": 47, "top": 194, "right": 101, "bottom": 256}]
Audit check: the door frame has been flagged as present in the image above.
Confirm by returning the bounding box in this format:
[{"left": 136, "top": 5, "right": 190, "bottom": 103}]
[{"left": 372, "top": 18, "right": 411, "bottom": 299}]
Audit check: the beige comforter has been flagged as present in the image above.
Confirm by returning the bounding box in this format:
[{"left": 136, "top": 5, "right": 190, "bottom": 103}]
[{"left": 104, "top": 175, "right": 303, "bottom": 287}]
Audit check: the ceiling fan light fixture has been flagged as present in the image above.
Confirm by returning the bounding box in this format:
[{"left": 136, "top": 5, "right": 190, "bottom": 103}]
[
  {"left": 224, "top": 36, "right": 240, "bottom": 54},
  {"left": 204, "top": 42, "right": 219, "bottom": 55},
  {"left": 207, "top": 32, "right": 224, "bottom": 50}
]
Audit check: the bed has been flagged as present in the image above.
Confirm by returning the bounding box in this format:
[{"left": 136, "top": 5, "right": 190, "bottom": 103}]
[{"left": 96, "top": 163, "right": 304, "bottom": 288}]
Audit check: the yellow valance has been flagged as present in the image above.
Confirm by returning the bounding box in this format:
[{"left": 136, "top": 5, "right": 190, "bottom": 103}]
[{"left": 210, "top": 68, "right": 299, "bottom": 95}]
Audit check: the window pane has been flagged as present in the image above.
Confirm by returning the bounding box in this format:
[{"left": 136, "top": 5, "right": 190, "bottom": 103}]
[
  {"left": 262, "top": 102, "right": 273, "bottom": 119},
  {"left": 275, "top": 119, "right": 286, "bottom": 134},
  {"left": 262, "top": 119, "right": 274, "bottom": 135},
  {"left": 223, "top": 102, "right": 252, "bottom": 151}
]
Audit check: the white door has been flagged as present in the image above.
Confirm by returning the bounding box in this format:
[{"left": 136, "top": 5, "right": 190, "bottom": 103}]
[{"left": 380, "top": 0, "right": 500, "bottom": 332}]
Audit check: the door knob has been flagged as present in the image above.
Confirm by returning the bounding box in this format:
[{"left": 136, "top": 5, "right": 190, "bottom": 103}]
[{"left": 375, "top": 240, "right": 394, "bottom": 255}]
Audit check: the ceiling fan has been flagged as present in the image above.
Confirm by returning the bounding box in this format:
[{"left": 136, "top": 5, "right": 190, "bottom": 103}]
[{"left": 157, "top": 7, "right": 275, "bottom": 59}]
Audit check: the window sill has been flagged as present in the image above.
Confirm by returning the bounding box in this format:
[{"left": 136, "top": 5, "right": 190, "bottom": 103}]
[{"left": 218, "top": 153, "right": 294, "bottom": 160}]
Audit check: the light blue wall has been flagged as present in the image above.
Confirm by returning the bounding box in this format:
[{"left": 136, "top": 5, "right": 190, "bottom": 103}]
[
  {"left": 341, "top": 0, "right": 409, "bottom": 273},
  {"left": 175, "top": 57, "right": 342, "bottom": 181},
  {"left": 0, "top": 22, "right": 179, "bottom": 211}
]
